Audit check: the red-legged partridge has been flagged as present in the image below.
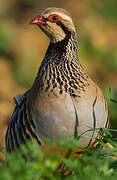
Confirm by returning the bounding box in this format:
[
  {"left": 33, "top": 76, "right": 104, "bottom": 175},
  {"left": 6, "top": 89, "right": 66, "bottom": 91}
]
[{"left": 5, "top": 7, "right": 109, "bottom": 152}]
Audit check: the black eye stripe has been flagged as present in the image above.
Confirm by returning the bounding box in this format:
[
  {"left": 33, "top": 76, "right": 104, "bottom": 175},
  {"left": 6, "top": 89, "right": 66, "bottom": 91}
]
[
  {"left": 56, "top": 21, "right": 69, "bottom": 34},
  {"left": 44, "top": 15, "right": 70, "bottom": 35},
  {"left": 43, "top": 17, "right": 48, "bottom": 22}
]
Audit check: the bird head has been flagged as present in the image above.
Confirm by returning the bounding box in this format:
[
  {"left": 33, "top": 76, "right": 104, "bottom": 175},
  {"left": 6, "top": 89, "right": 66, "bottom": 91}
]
[{"left": 30, "top": 7, "right": 76, "bottom": 43}]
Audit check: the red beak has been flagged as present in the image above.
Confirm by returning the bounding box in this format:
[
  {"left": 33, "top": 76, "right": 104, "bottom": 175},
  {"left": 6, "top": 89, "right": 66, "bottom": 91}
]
[{"left": 29, "top": 16, "right": 46, "bottom": 26}]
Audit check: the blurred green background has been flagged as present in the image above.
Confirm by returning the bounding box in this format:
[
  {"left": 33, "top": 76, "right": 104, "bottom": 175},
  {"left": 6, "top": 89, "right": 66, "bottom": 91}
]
[{"left": 0, "top": 0, "right": 117, "bottom": 149}]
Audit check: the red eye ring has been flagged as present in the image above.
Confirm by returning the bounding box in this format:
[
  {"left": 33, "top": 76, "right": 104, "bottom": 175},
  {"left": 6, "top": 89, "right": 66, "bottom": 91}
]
[{"left": 48, "top": 14, "right": 61, "bottom": 23}]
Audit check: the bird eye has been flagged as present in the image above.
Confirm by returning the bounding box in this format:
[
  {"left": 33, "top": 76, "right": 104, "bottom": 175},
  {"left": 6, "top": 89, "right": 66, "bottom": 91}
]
[{"left": 48, "top": 14, "right": 61, "bottom": 23}]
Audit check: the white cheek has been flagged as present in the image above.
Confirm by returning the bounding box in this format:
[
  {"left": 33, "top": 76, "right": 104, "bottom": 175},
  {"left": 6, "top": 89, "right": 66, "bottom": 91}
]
[{"left": 46, "top": 22, "right": 66, "bottom": 43}]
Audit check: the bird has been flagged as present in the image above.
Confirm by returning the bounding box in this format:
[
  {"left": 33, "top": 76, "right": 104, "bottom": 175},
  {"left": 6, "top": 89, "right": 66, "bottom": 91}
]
[{"left": 5, "top": 7, "right": 109, "bottom": 152}]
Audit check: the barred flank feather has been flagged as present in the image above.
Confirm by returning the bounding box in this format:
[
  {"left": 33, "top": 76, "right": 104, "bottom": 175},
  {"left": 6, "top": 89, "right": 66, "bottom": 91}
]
[{"left": 5, "top": 95, "right": 41, "bottom": 152}]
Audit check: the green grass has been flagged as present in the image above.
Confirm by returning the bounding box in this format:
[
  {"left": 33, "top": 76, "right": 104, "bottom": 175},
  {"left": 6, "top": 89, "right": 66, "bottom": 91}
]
[{"left": 0, "top": 129, "right": 117, "bottom": 180}]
